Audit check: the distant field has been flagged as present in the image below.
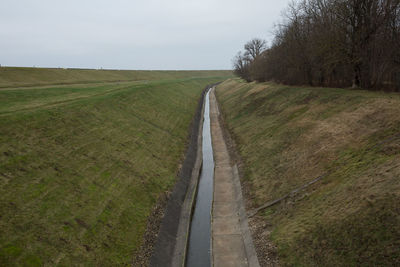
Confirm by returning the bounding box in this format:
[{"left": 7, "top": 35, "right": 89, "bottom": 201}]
[
  {"left": 0, "top": 67, "right": 231, "bottom": 88},
  {"left": 0, "top": 68, "right": 232, "bottom": 266},
  {"left": 217, "top": 79, "right": 400, "bottom": 266}
]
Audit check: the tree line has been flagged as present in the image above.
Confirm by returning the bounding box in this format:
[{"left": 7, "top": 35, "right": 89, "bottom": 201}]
[{"left": 233, "top": 0, "right": 400, "bottom": 91}]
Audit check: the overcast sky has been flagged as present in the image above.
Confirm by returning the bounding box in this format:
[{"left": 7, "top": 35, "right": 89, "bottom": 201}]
[{"left": 0, "top": 0, "right": 290, "bottom": 70}]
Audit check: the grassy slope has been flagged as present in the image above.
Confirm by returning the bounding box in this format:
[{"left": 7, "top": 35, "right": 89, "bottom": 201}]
[
  {"left": 0, "top": 67, "right": 231, "bottom": 88},
  {"left": 216, "top": 79, "right": 400, "bottom": 266},
  {"left": 0, "top": 70, "right": 232, "bottom": 266}
]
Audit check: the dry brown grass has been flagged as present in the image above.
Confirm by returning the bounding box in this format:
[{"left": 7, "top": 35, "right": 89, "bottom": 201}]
[{"left": 216, "top": 79, "right": 400, "bottom": 266}]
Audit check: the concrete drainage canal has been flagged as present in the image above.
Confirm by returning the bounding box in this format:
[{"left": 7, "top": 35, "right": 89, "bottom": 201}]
[{"left": 186, "top": 88, "right": 215, "bottom": 267}]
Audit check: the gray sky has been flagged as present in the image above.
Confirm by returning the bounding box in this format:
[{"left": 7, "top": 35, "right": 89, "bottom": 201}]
[{"left": 0, "top": 0, "right": 290, "bottom": 70}]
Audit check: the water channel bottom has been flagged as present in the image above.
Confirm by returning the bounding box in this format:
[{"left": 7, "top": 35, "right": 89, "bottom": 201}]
[{"left": 186, "top": 89, "right": 214, "bottom": 267}]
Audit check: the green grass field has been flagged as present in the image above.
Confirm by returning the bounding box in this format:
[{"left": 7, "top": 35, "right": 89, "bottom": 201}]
[
  {"left": 0, "top": 67, "right": 231, "bottom": 88},
  {"left": 216, "top": 79, "right": 400, "bottom": 266},
  {"left": 0, "top": 68, "right": 232, "bottom": 266}
]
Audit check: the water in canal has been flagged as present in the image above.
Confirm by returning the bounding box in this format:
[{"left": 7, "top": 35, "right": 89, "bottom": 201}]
[{"left": 186, "top": 89, "right": 214, "bottom": 267}]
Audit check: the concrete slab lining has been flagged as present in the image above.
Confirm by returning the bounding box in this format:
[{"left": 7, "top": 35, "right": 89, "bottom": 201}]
[{"left": 210, "top": 88, "right": 260, "bottom": 267}]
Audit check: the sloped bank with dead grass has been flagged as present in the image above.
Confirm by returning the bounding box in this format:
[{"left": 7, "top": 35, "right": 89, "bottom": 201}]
[{"left": 216, "top": 79, "right": 400, "bottom": 266}]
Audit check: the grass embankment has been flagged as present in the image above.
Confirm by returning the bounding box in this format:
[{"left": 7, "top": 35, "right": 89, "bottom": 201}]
[
  {"left": 0, "top": 67, "right": 231, "bottom": 88},
  {"left": 216, "top": 79, "right": 400, "bottom": 266},
  {"left": 0, "top": 69, "right": 232, "bottom": 266}
]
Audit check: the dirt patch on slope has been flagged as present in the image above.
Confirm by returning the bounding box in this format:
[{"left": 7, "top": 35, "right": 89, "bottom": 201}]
[{"left": 132, "top": 193, "right": 168, "bottom": 267}]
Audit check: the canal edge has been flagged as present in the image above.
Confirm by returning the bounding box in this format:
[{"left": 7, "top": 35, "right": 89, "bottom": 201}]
[
  {"left": 150, "top": 86, "right": 207, "bottom": 267},
  {"left": 210, "top": 86, "right": 260, "bottom": 267},
  {"left": 232, "top": 163, "right": 260, "bottom": 267},
  {"left": 209, "top": 86, "right": 216, "bottom": 267},
  {"left": 171, "top": 87, "right": 206, "bottom": 266}
]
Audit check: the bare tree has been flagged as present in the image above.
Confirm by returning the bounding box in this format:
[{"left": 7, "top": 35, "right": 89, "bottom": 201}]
[
  {"left": 244, "top": 38, "right": 267, "bottom": 61},
  {"left": 233, "top": 0, "right": 400, "bottom": 91},
  {"left": 232, "top": 51, "right": 252, "bottom": 82},
  {"left": 233, "top": 38, "right": 267, "bottom": 82}
]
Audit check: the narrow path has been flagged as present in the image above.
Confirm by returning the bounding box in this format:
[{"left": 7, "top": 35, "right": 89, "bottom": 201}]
[{"left": 210, "top": 88, "right": 260, "bottom": 267}]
